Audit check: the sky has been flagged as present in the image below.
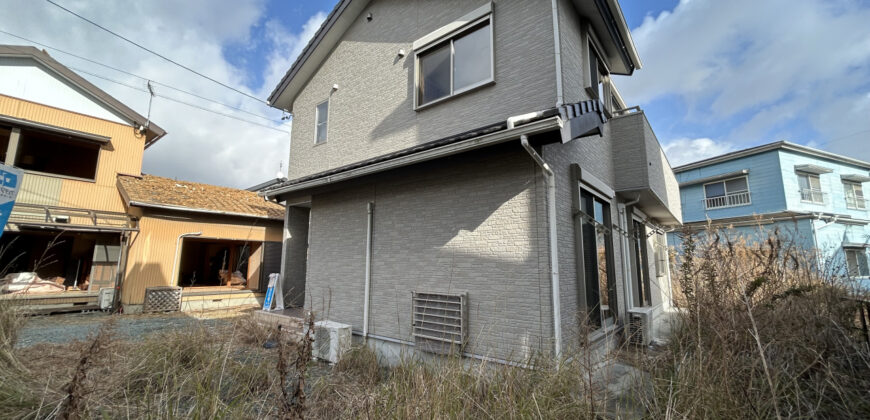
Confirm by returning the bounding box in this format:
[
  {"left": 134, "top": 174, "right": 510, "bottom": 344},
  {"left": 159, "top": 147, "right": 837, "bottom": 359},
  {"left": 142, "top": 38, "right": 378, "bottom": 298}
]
[{"left": 0, "top": 0, "right": 868, "bottom": 188}]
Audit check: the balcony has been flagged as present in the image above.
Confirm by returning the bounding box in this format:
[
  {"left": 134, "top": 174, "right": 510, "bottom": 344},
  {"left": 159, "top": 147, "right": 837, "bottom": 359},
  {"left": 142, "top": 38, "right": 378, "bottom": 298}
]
[
  {"left": 609, "top": 109, "right": 682, "bottom": 224},
  {"left": 799, "top": 188, "right": 827, "bottom": 204},
  {"left": 705, "top": 191, "right": 751, "bottom": 210}
]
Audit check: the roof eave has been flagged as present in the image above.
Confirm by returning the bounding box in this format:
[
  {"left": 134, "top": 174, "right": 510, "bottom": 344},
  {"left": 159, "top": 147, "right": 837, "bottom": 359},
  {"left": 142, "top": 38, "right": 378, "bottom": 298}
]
[
  {"left": 673, "top": 140, "right": 870, "bottom": 173},
  {"left": 267, "top": 0, "right": 368, "bottom": 111},
  {"left": 604, "top": 0, "right": 642, "bottom": 72},
  {"left": 261, "top": 116, "right": 563, "bottom": 199},
  {"left": 128, "top": 200, "right": 282, "bottom": 221},
  {"left": 0, "top": 45, "right": 167, "bottom": 141}
]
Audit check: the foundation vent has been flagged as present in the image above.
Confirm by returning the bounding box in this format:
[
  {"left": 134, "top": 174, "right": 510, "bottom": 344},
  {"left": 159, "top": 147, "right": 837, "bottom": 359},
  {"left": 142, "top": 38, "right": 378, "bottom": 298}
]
[
  {"left": 412, "top": 292, "right": 467, "bottom": 355},
  {"left": 143, "top": 286, "right": 182, "bottom": 313}
]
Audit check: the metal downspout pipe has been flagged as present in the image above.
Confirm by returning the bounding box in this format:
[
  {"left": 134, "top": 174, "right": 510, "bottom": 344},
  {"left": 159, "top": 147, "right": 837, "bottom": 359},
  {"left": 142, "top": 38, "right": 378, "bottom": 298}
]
[
  {"left": 551, "top": 0, "right": 564, "bottom": 106},
  {"left": 508, "top": 112, "right": 561, "bottom": 359},
  {"left": 363, "top": 202, "right": 374, "bottom": 340}
]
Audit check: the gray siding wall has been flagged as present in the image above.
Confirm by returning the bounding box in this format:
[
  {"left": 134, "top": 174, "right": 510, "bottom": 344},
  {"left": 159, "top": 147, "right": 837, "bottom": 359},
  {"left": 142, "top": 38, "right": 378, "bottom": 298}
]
[
  {"left": 543, "top": 124, "right": 629, "bottom": 351},
  {"left": 288, "top": 0, "right": 557, "bottom": 179},
  {"left": 558, "top": 0, "right": 592, "bottom": 105},
  {"left": 304, "top": 145, "right": 552, "bottom": 361}
]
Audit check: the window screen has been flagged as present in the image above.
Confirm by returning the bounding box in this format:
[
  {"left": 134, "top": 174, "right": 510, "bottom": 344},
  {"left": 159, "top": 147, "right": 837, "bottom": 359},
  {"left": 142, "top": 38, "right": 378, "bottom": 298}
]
[{"left": 419, "top": 43, "right": 451, "bottom": 104}]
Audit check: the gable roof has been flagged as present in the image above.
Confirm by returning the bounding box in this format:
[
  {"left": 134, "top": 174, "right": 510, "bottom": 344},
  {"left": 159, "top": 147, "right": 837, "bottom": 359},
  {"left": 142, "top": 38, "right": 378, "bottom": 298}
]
[
  {"left": 673, "top": 140, "right": 870, "bottom": 173},
  {"left": 0, "top": 45, "right": 167, "bottom": 147},
  {"left": 118, "top": 174, "right": 284, "bottom": 220},
  {"left": 267, "top": 0, "right": 641, "bottom": 111}
]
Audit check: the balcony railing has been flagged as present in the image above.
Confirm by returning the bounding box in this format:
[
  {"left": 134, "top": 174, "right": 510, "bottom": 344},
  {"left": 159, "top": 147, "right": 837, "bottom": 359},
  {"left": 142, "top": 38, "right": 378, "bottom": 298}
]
[
  {"left": 846, "top": 196, "right": 868, "bottom": 210},
  {"left": 800, "top": 188, "right": 827, "bottom": 204},
  {"left": 705, "top": 191, "right": 751, "bottom": 209}
]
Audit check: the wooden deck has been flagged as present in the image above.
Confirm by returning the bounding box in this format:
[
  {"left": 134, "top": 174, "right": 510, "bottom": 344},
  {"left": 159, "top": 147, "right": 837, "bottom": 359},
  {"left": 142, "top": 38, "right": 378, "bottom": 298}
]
[{"left": 0, "top": 291, "right": 101, "bottom": 314}]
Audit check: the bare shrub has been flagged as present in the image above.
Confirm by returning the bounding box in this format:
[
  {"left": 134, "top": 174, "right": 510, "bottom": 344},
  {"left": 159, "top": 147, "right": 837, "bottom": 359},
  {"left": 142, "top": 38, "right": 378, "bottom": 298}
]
[
  {"left": 643, "top": 226, "right": 870, "bottom": 418},
  {"left": 57, "top": 318, "right": 116, "bottom": 420}
]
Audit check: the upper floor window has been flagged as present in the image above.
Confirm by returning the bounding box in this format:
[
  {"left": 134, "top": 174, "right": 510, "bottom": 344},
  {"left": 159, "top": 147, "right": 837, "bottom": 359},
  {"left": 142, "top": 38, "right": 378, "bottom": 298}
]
[
  {"left": 314, "top": 100, "right": 328, "bottom": 144},
  {"left": 703, "top": 176, "right": 750, "bottom": 209},
  {"left": 843, "top": 181, "right": 866, "bottom": 210},
  {"left": 0, "top": 125, "right": 11, "bottom": 163},
  {"left": 15, "top": 127, "right": 100, "bottom": 181},
  {"left": 416, "top": 18, "right": 493, "bottom": 108},
  {"left": 798, "top": 172, "right": 824, "bottom": 204},
  {"left": 845, "top": 248, "right": 869, "bottom": 277},
  {"left": 588, "top": 43, "right": 607, "bottom": 101}
]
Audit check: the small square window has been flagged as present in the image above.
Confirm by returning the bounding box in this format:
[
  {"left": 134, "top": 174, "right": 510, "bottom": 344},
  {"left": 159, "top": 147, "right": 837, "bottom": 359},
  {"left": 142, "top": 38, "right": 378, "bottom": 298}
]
[{"left": 314, "top": 100, "right": 328, "bottom": 144}]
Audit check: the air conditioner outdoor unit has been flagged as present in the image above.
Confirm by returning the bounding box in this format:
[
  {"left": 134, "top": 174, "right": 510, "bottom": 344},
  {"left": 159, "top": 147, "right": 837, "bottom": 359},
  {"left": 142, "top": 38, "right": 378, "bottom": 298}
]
[
  {"left": 308, "top": 320, "right": 351, "bottom": 363},
  {"left": 627, "top": 307, "right": 654, "bottom": 346},
  {"left": 98, "top": 288, "right": 115, "bottom": 310}
]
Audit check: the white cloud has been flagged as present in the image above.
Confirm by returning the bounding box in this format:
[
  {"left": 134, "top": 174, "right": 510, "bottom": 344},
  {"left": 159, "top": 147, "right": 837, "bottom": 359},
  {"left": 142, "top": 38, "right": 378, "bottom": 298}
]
[
  {"left": 662, "top": 137, "right": 735, "bottom": 167},
  {"left": 0, "top": 0, "right": 326, "bottom": 188},
  {"left": 615, "top": 0, "right": 870, "bottom": 161}
]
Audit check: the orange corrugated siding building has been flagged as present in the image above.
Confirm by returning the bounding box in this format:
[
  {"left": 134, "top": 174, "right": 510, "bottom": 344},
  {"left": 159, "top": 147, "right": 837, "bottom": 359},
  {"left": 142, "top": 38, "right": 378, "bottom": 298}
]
[{"left": 0, "top": 45, "right": 284, "bottom": 313}]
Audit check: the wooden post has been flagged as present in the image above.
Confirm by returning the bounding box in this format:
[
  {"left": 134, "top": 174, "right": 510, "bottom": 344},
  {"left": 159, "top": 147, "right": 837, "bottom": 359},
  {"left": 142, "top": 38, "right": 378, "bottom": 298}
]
[{"left": 5, "top": 127, "right": 20, "bottom": 165}]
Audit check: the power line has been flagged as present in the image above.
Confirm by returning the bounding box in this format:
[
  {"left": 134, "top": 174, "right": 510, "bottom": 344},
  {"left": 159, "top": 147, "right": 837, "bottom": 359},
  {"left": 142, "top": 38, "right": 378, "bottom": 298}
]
[
  {"left": 70, "top": 66, "right": 289, "bottom": 134},
  {"left": 45, "top": 0, "right": 270, "bottom": 106},
  {"left": 816, "top": 128, "right": 870, "bottom": 146},
  {"left": 0, "top": 30, "right": 276, "bottom": 122}
]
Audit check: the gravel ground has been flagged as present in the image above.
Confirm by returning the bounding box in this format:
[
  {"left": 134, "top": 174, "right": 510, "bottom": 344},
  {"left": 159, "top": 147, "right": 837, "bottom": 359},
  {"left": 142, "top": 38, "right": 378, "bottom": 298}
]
[{"left": 15, "top": 309, "right": 248, "bottom": 348}]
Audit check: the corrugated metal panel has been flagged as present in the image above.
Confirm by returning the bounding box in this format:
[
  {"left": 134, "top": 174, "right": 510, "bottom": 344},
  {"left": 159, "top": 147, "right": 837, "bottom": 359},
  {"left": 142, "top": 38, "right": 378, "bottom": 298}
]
[
  {"left": 0, "top": 94, "right": 143, "bottom": 214},
  {"left": 247, "top": 243, "right": 263, "bottom": 291},
  {"left": 122, "top": 214, "right": 284, "bottom": 305},
  {"left": 17, "top": 173, "right": 61, "bottom": 206}
]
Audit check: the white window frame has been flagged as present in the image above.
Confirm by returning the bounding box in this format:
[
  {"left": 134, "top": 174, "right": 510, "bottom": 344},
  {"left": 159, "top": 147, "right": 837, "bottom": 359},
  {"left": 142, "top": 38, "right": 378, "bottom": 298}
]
[
  {"left": 703, "top": 176, "right": 751, "bottom": 209},
  {"left": 314, "top": 99, "right": 329, "bottom": 144},
  {"left": 413, "top": 15, "right": 494, "bottom": 110},
  {"left": 843, "top": 181, "right": 866, "bottom": 210},
  {"left": 585, "top": 29, "right": 619, "bottom": 115},
  {"left": 845, "top": 248, "right": 870, "bottom": 277},
  {"left": 797, "top": 172, "right": 825, "bottom": 204}
]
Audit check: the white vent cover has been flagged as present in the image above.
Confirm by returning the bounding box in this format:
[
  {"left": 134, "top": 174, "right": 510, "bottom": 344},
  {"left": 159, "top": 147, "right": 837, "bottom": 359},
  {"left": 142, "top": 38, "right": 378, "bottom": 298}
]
[
  {"left": 309, "top": 320, "right": 352, "bottom": 363},
  {"left": 627, "top": 307, "right": 654, "bottom": 346},
  {"left": 143, "top": 286, "right": 182, "bottom": 313},
  {"left": 412, "top": 292, "right": 467, "bottom": 355},
  {"left": 98, "top": 287, "right": 115, "bottom": 310}
]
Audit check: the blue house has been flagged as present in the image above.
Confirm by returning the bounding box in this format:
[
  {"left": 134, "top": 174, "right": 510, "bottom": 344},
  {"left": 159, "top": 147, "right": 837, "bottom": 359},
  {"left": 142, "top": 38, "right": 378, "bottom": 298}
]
[{"left": 668, "top": 141, "right": 870, "bottom": 281}]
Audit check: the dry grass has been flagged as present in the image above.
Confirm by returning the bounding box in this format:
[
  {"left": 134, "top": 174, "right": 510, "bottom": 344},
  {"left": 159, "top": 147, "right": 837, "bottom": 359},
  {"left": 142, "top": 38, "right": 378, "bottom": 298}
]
[
  {"left": 640, "top": 227, "right": 870, "bottom": 419},
  {"left": 1, "top": 225, "right": 868, "bottom": 419},
  {"left": 307, "top": 347, "right": 599, "bottom": 419}
]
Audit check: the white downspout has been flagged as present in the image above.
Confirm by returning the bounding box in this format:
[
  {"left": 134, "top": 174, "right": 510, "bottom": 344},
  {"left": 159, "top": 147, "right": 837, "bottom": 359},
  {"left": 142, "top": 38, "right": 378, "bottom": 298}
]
[
  {"left": 172, "top": 231, "right": 202, "bottom": 285},
  {"left": 551, "top": 0, "right": 564, "bottom": 106},
  {"left": 517, "top": 132, "right": 562, "bottom": 359},
  {"left": 363, "top": 202, "right": 374, "bottom": 339}
]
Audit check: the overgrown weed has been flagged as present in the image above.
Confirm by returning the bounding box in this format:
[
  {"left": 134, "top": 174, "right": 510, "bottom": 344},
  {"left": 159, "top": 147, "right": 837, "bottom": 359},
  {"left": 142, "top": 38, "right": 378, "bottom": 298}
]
[{"left": 642, "top": 226, "right": 870, "bottom": 418}]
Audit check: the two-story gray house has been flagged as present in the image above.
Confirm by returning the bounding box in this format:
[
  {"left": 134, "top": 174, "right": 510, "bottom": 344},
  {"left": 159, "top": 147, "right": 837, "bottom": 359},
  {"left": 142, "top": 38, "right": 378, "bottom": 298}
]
[{"left": 260, "top": 0, "right": 682, "bottom": 363}]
